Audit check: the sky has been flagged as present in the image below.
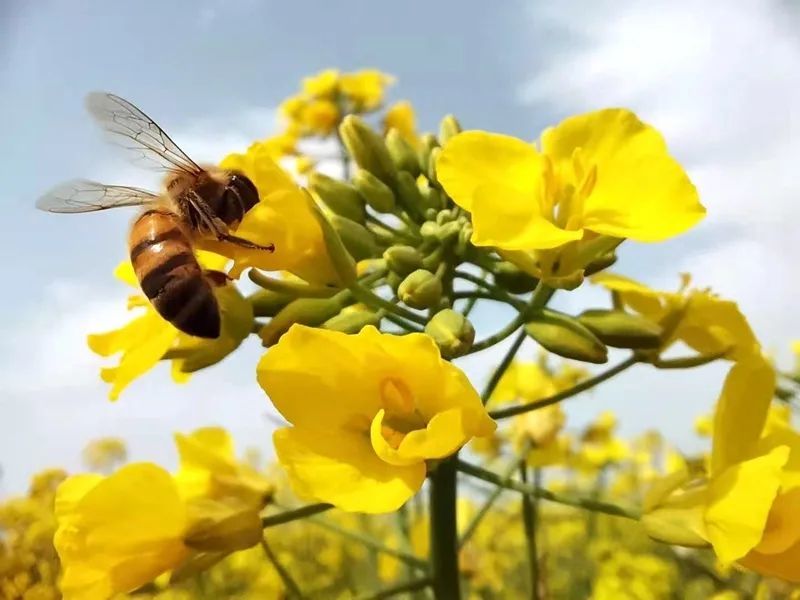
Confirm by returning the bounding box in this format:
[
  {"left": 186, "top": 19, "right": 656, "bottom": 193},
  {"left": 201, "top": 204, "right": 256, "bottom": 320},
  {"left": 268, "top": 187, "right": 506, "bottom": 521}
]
[{"left": 0, "top": 0, "right": 798, "bottom": 494}]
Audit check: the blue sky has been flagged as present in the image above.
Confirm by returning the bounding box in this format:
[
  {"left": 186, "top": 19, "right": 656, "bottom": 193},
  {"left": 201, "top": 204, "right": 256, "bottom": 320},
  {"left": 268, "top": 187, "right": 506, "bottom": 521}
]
[{"left": 1, "top": 0, "right": 799, "bottom": 493}]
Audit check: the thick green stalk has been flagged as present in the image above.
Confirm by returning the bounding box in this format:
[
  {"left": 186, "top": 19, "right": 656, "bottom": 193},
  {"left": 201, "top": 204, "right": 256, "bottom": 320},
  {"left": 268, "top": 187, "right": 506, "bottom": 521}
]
[
  {"left": 489, "top": 355, "right": 638, "bottom": 420},
  {"left": 481, "top": 329, "right": 527, "bottom": 405},
  {"left": 349, "top": 282, "right": 428, "bottom": 324},
  {"left": 260, "top": 537, "right": 305, "bottom": 599},
  {"left": 520, "top": 464, "right": 539, "bottom": 600},
  {"left": 429, "top": 456, "right": 461, "bottom": 599},
  {"left": 261, "top": 503, "right": 333, "bottom": 528},
  {"left": 456, "top": 460, "right": 641, "bottom": 520}
]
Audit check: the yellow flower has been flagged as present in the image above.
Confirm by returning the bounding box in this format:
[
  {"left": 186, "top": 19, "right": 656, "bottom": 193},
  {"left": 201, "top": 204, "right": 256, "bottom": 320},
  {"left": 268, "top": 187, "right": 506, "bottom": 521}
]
[
  {"left": 174, "top": 427, "right": 274, "bottom": 508},
  {"left": 302, "top": 69, "right": 340, "bottom": 98},
  {"left": 593, "top": 272, "right": 759, "bottom": 361},
  {"left": 201, "top": 145, "right": 340, "bottom": 286},
  {"left": 645, "top": 352, "right": 800, "bottom": 582},
  {"left": 437, "top": 109, "right": 704, "bottom": 285},
  {"left": 383, "top": 100, "right": 420, "bottom": 148},
  {"left": 339, "top": 69, "right": 395, "bottom": 111},
  {"left": 88, "top": 254, "right": 253, "bottom": 400},
  {"left": 575, "top": 411, "right": 629, "bottom": 469},
  {"left": 258, "top": 325, "right": 496, "bottom": 512},
  {"left": 54, "top": 464, "right": 191, "bottom": 599},
  {"left": 299, "top": 99, "right": 340, "bottom": 135},
  {"left": 489, "top": 361, "right": 557, "bottom": 406},
  {"left": 512, "top": 404, "right": 565, "bottom": 449}
]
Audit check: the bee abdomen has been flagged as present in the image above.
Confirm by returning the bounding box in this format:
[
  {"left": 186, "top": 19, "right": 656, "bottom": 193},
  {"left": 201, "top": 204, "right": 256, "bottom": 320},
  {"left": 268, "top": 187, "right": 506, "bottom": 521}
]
[{"left": 129, "top": 209, "right": 221, "bottom": 338}]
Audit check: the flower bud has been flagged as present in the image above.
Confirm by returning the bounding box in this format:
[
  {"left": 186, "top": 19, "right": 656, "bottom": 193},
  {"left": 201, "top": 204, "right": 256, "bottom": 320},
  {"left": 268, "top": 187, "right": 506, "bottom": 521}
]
[
  {"left": 383, "top": 245, "right": 424, "bottom": 276},
  {"left": 438, "top": 114, "right": 462, "bottom": 145},
  {"left": 322, "top": 309, "right": 382, "bottom": 333},
  {"left": 420, "top": 220, "right": 440, "bottom": 241},
  {"left": 427, "top": 147, "right": 441, "bottom": 186},
  {"left": 308, "top": 191, "right": 357, "bottom": 286},
  {"left": 398, "top": 269, "right": 442, "bottom": 310},
  {"left": 423, "top": 186, "right": 446, "bottom": 211},
  {"left": 386, "top": 128, "right": 421, "bottom": 175},
  {"left": 184, "top": 499, "right": 263, "bottom": 553},
  {"left": 309, "top": 172, "right": 365, "bottom": 223},
  {"left": 425, "top": 309, "right": 475, "bottom": 358},
  {"left": 455, "top": 222, "right": 473, "bottom": 256},
  {"left": 387, "top": 271, "right": 404, "bottom": 293},
  {"left": 248, "top": 289, "right": 293, "bottom": 317},
  {"left": 339, "top": 115, "right": 397, "bottom": 186},
  {"left": 329, "top": 214, "right": 380, "bottom": 261},
  {"left": 525, "top": 308, "right": 608, "bottom": 364},
  {"left": 584, "top": 252, "right": 618, "bottom": 276},
  {"left": 493, "top": 261, "right": 540, "bottom": 294},
  {"left": 417, "top": 133, "right": 439, "bottom": 176},
  {"left": 395, "top": 171, "right": 426, "bottom": 221},
  {"left": 436, "top": 209, "right": 455, "bottom": 225},
  {"left": 436, "top": 220, "right": 462, "bottom": 245},
  {"left": 353, "top": 169, "right": 395, "bottom": 213},
  {"left": 259, "top": 296, "right": 345, "bottom": 346},
  {"left": 577, "top": 309, "right": 662, "bottom": 349}
]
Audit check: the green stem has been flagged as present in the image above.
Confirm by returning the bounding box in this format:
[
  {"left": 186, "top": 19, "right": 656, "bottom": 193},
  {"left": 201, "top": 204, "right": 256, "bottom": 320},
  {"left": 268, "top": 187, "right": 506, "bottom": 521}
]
[
  {"left": 453, "top": 269, "right": 525, "bottom": 309},
  {"left": 460, "top": 294, "right": 479, "bottom": 317},
  {"left": 382, "top": 309, "right": 425, "bottom": 332},
  {"left": 308, "top": 516, "right": 428, "bottom": 570},
  {"left": 652, "top": 350, "right": 728, "bottom": 369},
  {"left": 489, "top": 355, "right": 638, "bottom": 420},
  {"left": 261, "top": 503, "right": 333, "bottom": 528},
  {"left": 520, "top": 464, "right": 539, "bottom": 600},
  {"left": 481, "top": 329, "right": 527, "bottom": 405},
  {"left": 249, "top": 269, "right": 339, "bottom": 298},
  {"left": 356, "top": 578, "right": 433, "bottom": 600},
  {"left": 456, "top": 460, "right": 641, "bottom": 520},
  {"left": 429, "top": 456, "right": 461, "bottom": 600},
  {"left": 260, "top": 537, "right": 305, "bottom": 599},
  {"left": 349, "top": 282, "right": 428, "bottom": 325},
  {"left": 453, "top": 291, "right": 524, "bottom": 309},
  {"left": 366, "top": 213, "right": 419, "bottom": 243}
]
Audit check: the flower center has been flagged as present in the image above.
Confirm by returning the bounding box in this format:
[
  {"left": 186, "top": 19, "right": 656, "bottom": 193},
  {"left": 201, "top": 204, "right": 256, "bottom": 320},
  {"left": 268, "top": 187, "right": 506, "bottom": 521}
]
[
  {"left": 378, "top": 378, "right": 426, "bottom": 449},
  {"left": 543, "top": 147, "right": 597, "bottom": 231}
]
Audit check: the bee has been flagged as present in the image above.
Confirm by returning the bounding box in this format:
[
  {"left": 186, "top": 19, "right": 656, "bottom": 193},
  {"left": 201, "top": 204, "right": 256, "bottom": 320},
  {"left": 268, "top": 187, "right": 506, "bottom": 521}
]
[{"left": 37, "top": 93, "right": 273, "bottom": 339}]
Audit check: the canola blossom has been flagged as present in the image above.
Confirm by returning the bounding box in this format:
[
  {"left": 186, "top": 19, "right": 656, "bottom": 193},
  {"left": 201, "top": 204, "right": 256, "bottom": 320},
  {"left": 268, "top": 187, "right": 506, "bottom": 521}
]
[{"left": 9, "top": 68, "right": 800, "bottom": 599}]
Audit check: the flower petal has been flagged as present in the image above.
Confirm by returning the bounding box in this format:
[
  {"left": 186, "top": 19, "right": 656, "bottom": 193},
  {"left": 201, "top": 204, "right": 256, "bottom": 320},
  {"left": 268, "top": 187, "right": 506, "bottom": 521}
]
[
  {"left": 753, "top": 488, "right": 800, "bottom": 555},
  {"left": 471, "top": 183, "right": 583, "bottom": 250},
  {"left": 705, "top": 445, "right": 789, "bottom": 563},
  {"left": 543, "top": 108, "right": 705, "bottom": 242},
  {"left": 274, "top": 427, "right": 425, "bottom": 513},
  {"left": 437, "top": 131, "right": 543, "bottom": 211},
  {"left": 711, "top": 353, "right": 775, "bottom": 476}
]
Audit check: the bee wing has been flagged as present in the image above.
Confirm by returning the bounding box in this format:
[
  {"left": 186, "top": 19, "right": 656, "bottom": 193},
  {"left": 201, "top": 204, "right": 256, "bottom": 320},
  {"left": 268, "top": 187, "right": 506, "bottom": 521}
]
[
  {"left": 36, "top": 179, "right": 159, "bottom": 213},
  {"left": 85, "top": 92, "right": 203, "bottom": 175}
]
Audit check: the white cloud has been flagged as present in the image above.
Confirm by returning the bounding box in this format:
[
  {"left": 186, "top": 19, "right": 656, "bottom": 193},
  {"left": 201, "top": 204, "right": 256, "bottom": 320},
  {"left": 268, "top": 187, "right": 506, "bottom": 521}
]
[{"left": 519, "top": 0, "right": 800, "bottom": 362}]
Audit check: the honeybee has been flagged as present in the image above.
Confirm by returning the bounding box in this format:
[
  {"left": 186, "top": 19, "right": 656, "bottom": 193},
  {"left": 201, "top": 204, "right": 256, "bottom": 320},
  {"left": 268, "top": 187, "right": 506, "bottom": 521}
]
[{"left": 37, "top": 93, "right": 273, "bottom": 339}]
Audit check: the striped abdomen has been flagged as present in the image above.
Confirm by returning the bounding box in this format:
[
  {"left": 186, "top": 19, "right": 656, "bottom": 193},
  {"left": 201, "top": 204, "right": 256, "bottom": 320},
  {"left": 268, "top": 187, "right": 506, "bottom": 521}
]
[{"left": 129, "top": 209, "right": 220, "bottom": 338}]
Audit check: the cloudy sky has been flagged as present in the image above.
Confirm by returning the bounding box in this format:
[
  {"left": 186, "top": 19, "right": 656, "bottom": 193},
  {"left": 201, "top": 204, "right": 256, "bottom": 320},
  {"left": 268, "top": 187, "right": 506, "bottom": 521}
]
[{"left": 0, "top": 0, "right": 798, "bottom": 494}]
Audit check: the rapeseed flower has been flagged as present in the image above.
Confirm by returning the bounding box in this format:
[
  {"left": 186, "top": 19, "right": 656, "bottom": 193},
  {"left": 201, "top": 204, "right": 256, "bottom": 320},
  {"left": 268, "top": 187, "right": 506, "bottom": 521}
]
[
  {"left": 437, "top": 109, "right": 704, "bottom": 286},
  {"left": 258, "top": 325, "right": 496, "bottom": 512}
]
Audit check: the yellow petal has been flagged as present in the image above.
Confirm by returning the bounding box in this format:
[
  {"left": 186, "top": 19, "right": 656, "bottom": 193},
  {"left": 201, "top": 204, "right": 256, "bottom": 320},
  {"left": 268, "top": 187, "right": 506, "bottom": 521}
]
[
  {"left": 543, "top": 108, "right": 705, "bottom": 241},
  {"left": 175, "top": 427, "right": 236, "bottom": 475},
  {"left": 112, "top": 260, "right": 138, "bottom": 287},
  {"left": 741, "top": 536, "right": 800, "bottom": 583},
  {"left": 54, "top": 474, "right": 103, "bottom": 523},
  {"left": 711, "top": 354, "right": 775, "bottom": 476},
  {"left": 470, "top": 183, "right": 583, "bottom": 250},
  {"left": 705, "top": 445, "right": 789, "bottom": 563},
  {"left": 590, "top": 272, "right": 668, "bottom": 320},
  {"left": 257, "top": 325, "right": 383, "bottom": 432},
  {"left": 437, "top": 131, "right": 543, "bottom": 211},
  {"left": 678, "top": 293, "right": 759, "bottom": 361},
  {"left": 273, "top": 427, "right": 425, "bottom": 513},
  {"left": 754, "top": 488, "right": 800, "bottom": 555}
]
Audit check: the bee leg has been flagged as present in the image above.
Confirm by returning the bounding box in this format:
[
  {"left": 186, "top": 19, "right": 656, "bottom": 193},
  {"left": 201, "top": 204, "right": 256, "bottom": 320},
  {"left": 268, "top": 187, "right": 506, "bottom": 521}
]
[
  {"left": 204, "top": 270, "right": 233, "bottom": 287},
  {"left": 217, "top": 232, "right": 275, "bottom": 253}
]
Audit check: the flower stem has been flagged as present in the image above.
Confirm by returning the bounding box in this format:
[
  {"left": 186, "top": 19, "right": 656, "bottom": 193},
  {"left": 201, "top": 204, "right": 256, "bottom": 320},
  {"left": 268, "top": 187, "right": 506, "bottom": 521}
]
[
  {"left": 520, "top": 463, "right": 540, "bottom": 600},
  {"left": 456, "top": 460, "right": 641, "bottom": 520},
  {"left": 349, "top": 282, "right": 428, "bottom": 325},
  {"left": 481, "top": 329, "right": 527, "bottom": 405},
  {"left": 429, "top": 456, "right": 461, "bottom": 599},
  {"left": 489, "top": 355, "right": 638, "bottom": 420},
  {"left": 356, "top": 577, "right": 433, "bottom": 600},
  {"left": 260, "top": 536, "right": 305, "bottom": 599},
  {"left": 261, "top": 503, "right": 333, "bottom": 528},
  {"left": 249, "top": 269, "right": 339, "bottom": 298}
]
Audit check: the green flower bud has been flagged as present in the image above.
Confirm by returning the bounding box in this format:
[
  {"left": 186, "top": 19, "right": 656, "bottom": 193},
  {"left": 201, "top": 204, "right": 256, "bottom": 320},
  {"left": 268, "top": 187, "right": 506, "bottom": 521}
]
[
  {"left": 383, "top": 245, "right": 424, "bottom": 276},
  {"left": 423, "top": 186, "right": 445, "bottom": 211},
  {"left": 386, "top": 129, "right": 421, "bottom": 175},
  {"left": 436, "top": 220, "right": 462, "bottom": 245},
  {"left": 322, "top": 309, "right": 382, "bottom": 334},
  {"left": 387, "top": 271, "right": 404, "bottom": 293},
  {"left": 309, "top": 172, "right": 365, "bottom": 223},
  {"left": 455, "top": 222, "right": 472, "bottom": 257},
  {"left": 395, "top": 171, "right": 426, "bottom": 221},
  {"left": 329, "top": 214, "right": 380, "bottom": 261},
  {"left": 184, "top": 498, "right": 263, "bottom": 553},
  {"left": 577, "top": 309, "right": 662, "bottom": 349},
  {"left": 259, "top": 296, "right": 345, "bottom": 346},
  {"left": 425, "top": 309, "right": 475, "bottom": 359},
  {"left": 247, "top": 289, "right": 293, "bottom": 317},
  {"left": 427, "top": 147, "right": 441, "bottom": 186},
  {"left": 493, "top": 262, "right": 540, "bottom": 294},
  {"left": 436, "top": 209, "right": 454, "bottom": 225},
  {"left": 424, "top": 207, "right": 438, "bottom": 221},
  {"left": 420, "top": 220, "right": 440, "bottom": 241},
  {"left": 438, "top": 114, "right": 462, "bottom": 145},
  {"left": 525, "top": 308, "right": 608, "bottom": 364},
  {"left": 417, "top": 133, "right": 439, "bottom": 176},
  {"left": 339, "top": 115, "right": 397, "bottom": 186},
  {"left": 398, "top": 269, "right": 442, "bottom": 310},
  {"left": 584, "top": 252, "right": 618, "bottom": 276},
  {"left": 354, "top": 169, "right": 396, "bottom": 213},
  {"left": 307, "top": 191, "right": 357, "bottom": 286}
]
